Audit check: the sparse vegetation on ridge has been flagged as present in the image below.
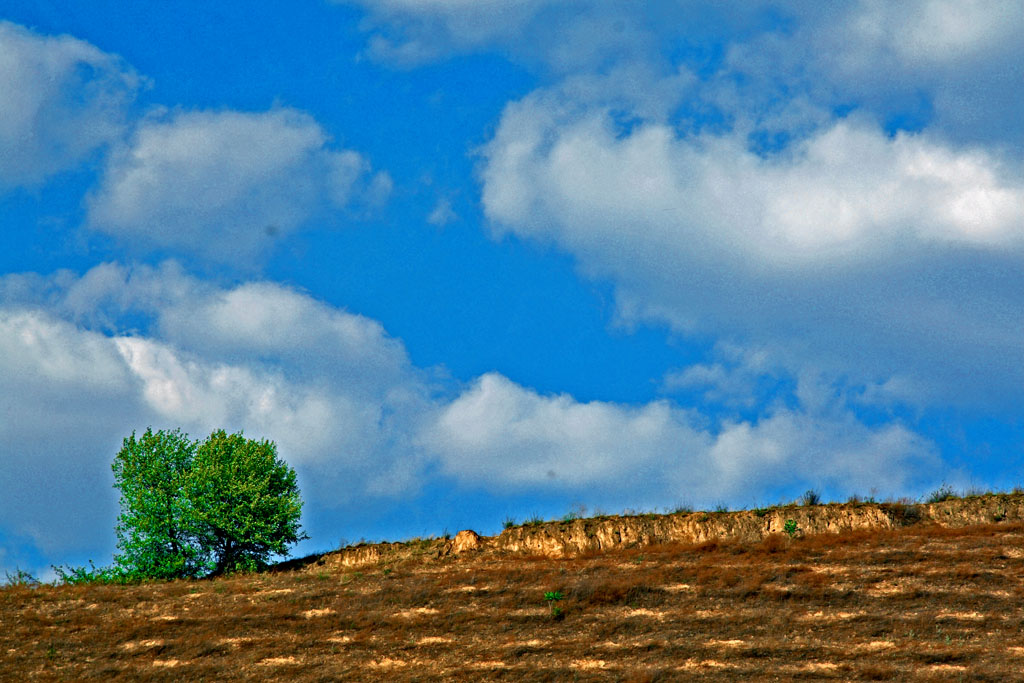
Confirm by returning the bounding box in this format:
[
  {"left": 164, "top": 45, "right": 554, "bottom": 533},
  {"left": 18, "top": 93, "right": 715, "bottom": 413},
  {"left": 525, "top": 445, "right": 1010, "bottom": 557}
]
[
  {"left": 926, "top": 483, "right": 958, "bottom": 504},
  {"left": 18, "top": 483, "right": 1016, "bottom": 590}
]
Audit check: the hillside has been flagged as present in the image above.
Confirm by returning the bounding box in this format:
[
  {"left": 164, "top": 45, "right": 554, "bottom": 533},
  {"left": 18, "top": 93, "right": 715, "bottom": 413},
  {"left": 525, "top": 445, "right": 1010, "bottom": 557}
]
[{"left": 4, "top": 493, "right": 1024, "bottom": 681}]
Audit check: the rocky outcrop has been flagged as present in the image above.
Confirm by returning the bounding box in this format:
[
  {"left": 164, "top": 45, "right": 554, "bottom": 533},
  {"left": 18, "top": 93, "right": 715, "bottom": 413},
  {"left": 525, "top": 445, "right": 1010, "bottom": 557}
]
[
  {"left": 493, "top": 504, "right": 901, "bottom": 557},
  {"left": 449, "top": 529, "right": 483, "bottom": 554},
  {"left": 312, "top": 493, "right": 1024, "bottom": 570},
  {"left": 921, "top": 494, "right": 1024, "bottom": 525}
]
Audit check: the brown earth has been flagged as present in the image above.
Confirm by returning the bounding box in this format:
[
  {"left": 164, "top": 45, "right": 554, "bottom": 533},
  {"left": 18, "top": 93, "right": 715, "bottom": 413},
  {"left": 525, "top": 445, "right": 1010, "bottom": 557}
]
[
  {"left": 321, "top": 493, "right": 1022, "bottom": 569},
  {"left": 3, "top": 493, "right": 1024, "bottom": 681}
]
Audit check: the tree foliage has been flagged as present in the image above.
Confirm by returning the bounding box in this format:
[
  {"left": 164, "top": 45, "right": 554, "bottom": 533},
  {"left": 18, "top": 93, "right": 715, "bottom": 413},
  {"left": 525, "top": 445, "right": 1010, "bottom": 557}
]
[
  {"left": 112, "top": 428, "right": 203, "bottom": 579},
  {"left": 111, "top": 428, "right": 307, "bottom": 579},
  {"left": 188, "top": 430, "right": 307, "bottom": 575}
]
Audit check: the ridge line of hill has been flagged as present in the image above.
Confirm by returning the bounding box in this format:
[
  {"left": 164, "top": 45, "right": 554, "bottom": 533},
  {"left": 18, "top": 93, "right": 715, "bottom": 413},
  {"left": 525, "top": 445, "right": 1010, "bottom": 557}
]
[{"left": 276, "top": 492, "right": 1024, "bottom": 572}]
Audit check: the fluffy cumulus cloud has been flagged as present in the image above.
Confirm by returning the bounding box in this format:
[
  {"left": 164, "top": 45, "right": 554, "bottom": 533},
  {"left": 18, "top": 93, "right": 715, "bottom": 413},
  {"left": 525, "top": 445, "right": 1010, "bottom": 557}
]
[
  {"left": 480, "top": 81, "right": 1024, "bottom": 409},
  {"left": 823, "top": 0, "right": 1023, "bottom": 68},
  {"left": 855, "top": 0, "right": 1024, "bottom": 148},
  {"left": 0, "top": 21, "right": 139, "bottom": 189},
  {"left": 449, "top": 0, "right": 1024, "bottom": 414},
  {"left": 721, "top": 1, "right": 1024, "bottom": 150},
  {"left": 421, "top": 372, "right": 704, "bottom": 489},
  {"left": 421, "top": 372, "right": 938, "bottom": 507},
  {"left": 0, "top": 309, "right": 148, "bottom": 559},
  {"left": 87, "top": 108, "right": 392, "bottom": 262},
  {"left": 485, "top": 103, "right": 1024, "bottom": 258}
]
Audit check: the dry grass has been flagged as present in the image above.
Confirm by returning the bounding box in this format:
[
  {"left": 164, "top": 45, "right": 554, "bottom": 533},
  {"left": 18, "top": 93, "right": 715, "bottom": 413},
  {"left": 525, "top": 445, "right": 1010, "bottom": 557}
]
[{"left": 4, "top": 521, "right": 1024, "bottom": 681}]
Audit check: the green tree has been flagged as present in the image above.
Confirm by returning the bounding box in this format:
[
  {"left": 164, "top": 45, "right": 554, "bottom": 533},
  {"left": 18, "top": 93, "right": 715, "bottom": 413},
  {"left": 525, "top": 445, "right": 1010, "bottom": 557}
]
[
  {"left": 111, "top": 427, "right": 307, "bottom": 579},
  {"left": 111, "top": 428, "right": 206, "bottom": 579},
  {"left": 187, "top": 430, "right": 308, "bottom": 575}
]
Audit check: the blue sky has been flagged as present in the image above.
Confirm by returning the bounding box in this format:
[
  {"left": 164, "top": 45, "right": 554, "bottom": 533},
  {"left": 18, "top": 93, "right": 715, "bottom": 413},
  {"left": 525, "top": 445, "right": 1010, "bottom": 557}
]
[{"left": 2, "top": 1, "right": 1023, "bottom": 579}]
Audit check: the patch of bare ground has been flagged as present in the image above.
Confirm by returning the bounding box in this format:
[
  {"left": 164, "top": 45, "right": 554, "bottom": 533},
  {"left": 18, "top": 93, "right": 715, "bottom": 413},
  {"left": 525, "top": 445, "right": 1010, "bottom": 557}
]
[{"left": 5, "top": 500, "right": 1024, "bottom": 680}]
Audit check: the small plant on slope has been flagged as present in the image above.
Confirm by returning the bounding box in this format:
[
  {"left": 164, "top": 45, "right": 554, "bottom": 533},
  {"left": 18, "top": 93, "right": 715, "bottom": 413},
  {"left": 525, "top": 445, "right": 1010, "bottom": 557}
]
[
  {"left": 783, "top": 519, "right": 799, "bottom": 538},
  {"left": 926, "top": 484, "right": 958, "bottom": 504},
  {"left": 544, "top": 590, "right": 564, "bottom": 619},
  {"left": 52, "top": 561, "right": 132, "bottom": 586},
  {"left": 2, "top": 568, "right": 40, "bottom": 587}
]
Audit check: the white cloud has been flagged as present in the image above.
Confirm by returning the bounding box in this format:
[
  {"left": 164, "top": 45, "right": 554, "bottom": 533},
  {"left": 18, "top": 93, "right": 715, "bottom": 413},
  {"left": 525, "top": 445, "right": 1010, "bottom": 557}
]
[
  {"left": 706, "top": 409, "right": 933, "bottom": 500},
  {"left": 420, "top": 372, "right": 938, "bottom": 506},
  {"left": 0, "top": 21, "right": 139, "bottom": 189},
  {"left": 339, "top": 0, "right": 703, "bottom": 71},
  {"left": 663, "top": 342, "right": 776, "bottom": 410},
  {"left": 87, "top": 108, "right": 391, "bottom": 262},
  {"left": 421, "top": 372, "right": 705, "bottom": 489},
  {"left": 340, "top": 0, "right": 561, "bottom": 65},
  {"left": 480, "top": 81, "right": 1024, "bottom": 410},
  {"left": 850, "top": 0, "right": 1024, "bottom": 148},
  {"left": 837, "top": 0, "right": 1023, "bottom": 67},
  {"left": 345, "top": 0, "right": 1024, "bottom": 150},
  {"left": 722, "top": 1, "right": 1024, "bottom": 150},
  {"left": 427, "top": 197, "right": 457, "bottom": 226},
  {"left": 110, "top": 336, "right": 381, "bottom": 471},
  {"left": 484, "top": 99, "right": 1024, "bottom": 260},
  {"left": 0, "top": 309, "right": 146, "bottom": 558},
  {"left": 154, "top": 281, "right": 414, "bottom": 395}
]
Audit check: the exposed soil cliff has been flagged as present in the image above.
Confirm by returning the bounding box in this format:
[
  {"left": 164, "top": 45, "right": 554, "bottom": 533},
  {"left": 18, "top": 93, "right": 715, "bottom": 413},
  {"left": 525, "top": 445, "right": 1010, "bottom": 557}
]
[{"left": 311, "top": 493, "right": 1024, "bottom": 570}]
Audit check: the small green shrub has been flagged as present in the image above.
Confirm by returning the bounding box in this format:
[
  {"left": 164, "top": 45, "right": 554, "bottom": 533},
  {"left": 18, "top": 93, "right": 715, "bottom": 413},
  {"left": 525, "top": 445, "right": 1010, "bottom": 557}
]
[
  {"left": 783, "top": 519, "right": 799, "bottom": 538},
  {"left": 502, "top": 516, "right": 516, "bottom": 530},
  {"left": 52, "top": 561, "right": 139, "bottom": 586},
  {"left": 714, "top": 504, "right": 729, "bottom": 513},
  {"left": 926, "top": 484, "right": 958, "bottom": 504},
  {"left": 544, "top": 590, "right": 564, "bottom": 619}
]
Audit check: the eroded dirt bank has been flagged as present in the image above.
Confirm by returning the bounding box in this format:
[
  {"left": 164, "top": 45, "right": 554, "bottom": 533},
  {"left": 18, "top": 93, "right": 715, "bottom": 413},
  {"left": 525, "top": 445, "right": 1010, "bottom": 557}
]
[{"left": 311, "top": 493, "right": 1024, "bottom": 570}]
